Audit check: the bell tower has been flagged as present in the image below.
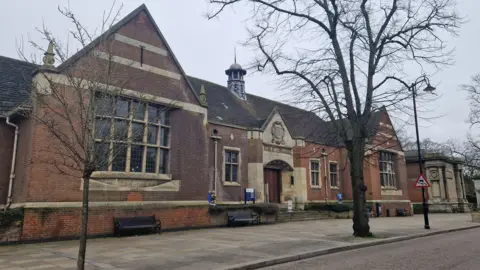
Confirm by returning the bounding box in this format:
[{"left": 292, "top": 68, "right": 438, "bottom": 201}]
[{"left": 225, "top": 49, "right": 247, "bottom": 100}]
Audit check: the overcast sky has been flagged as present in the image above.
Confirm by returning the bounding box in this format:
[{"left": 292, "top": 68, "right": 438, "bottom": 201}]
[{"left": 1, "top": 0, "right": 479, "bottom": 143}]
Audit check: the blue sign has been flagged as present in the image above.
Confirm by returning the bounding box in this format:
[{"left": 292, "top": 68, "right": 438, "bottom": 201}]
[
  {"left": 208, "top": 191, "right": 216, "bottom": 205},
  {"left": 337, "top": 193, "right": 343, "bottom": 204},
  {"left": 244, "top": 188, "right": 255, "bottom": 204}
]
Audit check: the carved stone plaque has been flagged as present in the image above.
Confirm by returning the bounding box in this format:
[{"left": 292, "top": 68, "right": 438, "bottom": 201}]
[{"left": 271, "top": 121, "right": 285, "bottom": 145}]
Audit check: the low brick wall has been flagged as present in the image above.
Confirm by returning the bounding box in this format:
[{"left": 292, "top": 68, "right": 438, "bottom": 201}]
[
  {"left": 371, "top": 202, "right": 412, "bottom": 217},
  {"left": 21, "top": 204, "right": 215, "bottom": 241}
]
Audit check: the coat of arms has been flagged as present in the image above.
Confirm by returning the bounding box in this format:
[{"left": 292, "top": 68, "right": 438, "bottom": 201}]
[{"left": 271, "top": 121, "right": 285, "bottom": 145}]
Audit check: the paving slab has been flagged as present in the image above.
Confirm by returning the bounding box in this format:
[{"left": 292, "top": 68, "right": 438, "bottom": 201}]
[{"left": 0, "top": 214, "right": 476, "bottom": 270}]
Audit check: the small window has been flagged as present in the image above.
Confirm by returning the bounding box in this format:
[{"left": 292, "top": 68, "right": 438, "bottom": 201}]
[
  {"left": 329, "top": 163, "right": 338, "bottom": 188},
  {"left": 225, "top": 150, "right": 239, "bottom": 182},
  {"left": 310, "top": 160, "right": 320, "bottom": 187},
  {"left": 233, "top": 72, "right": 238, "bottom": 79}
]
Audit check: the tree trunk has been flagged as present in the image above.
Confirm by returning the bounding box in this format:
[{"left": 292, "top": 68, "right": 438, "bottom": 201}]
[
  {"left": 77, "top": 174, "right": 90, "bottom": 270},
  {"left": 348, "top": 139, "right": 371, "bottom": 237}
]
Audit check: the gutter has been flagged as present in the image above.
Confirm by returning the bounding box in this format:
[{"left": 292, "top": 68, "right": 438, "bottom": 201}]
[{"left": 4, "top": 117, "right": 19, "bottom": 210}]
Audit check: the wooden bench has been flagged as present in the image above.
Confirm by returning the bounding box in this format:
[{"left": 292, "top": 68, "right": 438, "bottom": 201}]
[
  {"left": 113, "top": 215, "right": 161, "bottom": 237},
  {"left": 227, "top": 211, "right": 259, "bottom": 227},
  {"left": 396, "top": 208, "right": 410, "bottom": 217}
]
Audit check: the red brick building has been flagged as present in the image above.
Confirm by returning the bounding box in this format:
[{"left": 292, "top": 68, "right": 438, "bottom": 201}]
[{"left": 0, "top": 4, "right": 411, "bottom": 242}]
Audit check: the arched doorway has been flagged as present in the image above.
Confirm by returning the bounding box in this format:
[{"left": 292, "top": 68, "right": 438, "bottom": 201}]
[{"left": 264, "top": 160, "right": 294, "bottom": 203}]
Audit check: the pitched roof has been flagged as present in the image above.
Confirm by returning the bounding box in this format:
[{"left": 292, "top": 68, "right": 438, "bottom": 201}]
[
  {"left": 187, "top": 75, "right": 387, "bottom": 146},
  {"left": 0, "top": 56, "right": 38, "bottom": 116}
]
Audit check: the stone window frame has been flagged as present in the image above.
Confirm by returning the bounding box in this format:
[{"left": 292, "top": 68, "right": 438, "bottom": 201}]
[
  {"left": 222, "top": 146, "right": 241, "bottom": 186},
  {"left": 93, "top": 92, "right": 171, "bottom": 176},
  {"left": 329, "top": 161, "right": 339, "bottom": 189},
  {"left": 379, "top": 151, "right": 397, "bottom": 189},
  {"left": 310, "top": 159, "right": 321, "bottom": 188}
]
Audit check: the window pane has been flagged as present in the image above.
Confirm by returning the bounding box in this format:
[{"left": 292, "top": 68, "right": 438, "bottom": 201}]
[
  {"left": 148, "top": 105, "right": 159, "bottom": 123},
  {"left": 232, "top": 165, "right": 238, "bottom": 182},
  {"left": 159, "top": 149, "right": 169, "bottom": 174},
  {"left": 95, "top": 118, "right": 111, "bottom": 139},
  {"left": 132, "top": 101, "right": 145, "bottom": 120},
  {"left": 132, "top": 123, "right": 144, "bottom": 142},
  {"left": 330, "top": 163, "right": 337, "bottom": 173},
  {"left": 231, "top": 152, "right": 238, "bottom": 163},
  {"left": 160, "top": 127, "right": 169, "bottom": 147},
  {"left": 160, "top": 110, "right": 170, "bottom": 126},
  {"left": 311, "top": 172, "right": 315, "bottom": 185},
  {"left": 147, "top": 125, "right": 158, "bottom": 144},
  {"left": 130, "top": 145, "right": 144, "bottom": 172},
  {"left": 96, "top": 94, "right": 114, "bottom": 116},
  {"left": 226, "top": 151, "right": 231, "bottom": 163},
  {"left": 114, "top": 120, "right": 128, "bottom": 141},
  {"left": 112, "top": 143, "right": 127, "bottom": 172},
  {"left": 115, "top": 99, "right": 129, "bottom": 118},
  {"left": 145, "top": 147, "right": 157, "bottom": 173},
  {"left": 94, "top": 142, "right": 109, "bottom": 171},
  {"left": 225, "top": 164, "right": 231, "bottom": 181},
  {"left": 380, "top": 173, "right": 385, "bottom": 186}
]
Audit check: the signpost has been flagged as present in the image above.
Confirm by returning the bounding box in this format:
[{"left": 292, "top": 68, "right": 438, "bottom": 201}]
[{"left": 415, "top": 174, "right": 431, "bottom": 188}]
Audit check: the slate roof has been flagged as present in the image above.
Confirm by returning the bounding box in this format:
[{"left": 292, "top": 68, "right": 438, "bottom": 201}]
[
  {"left": 188, "top": 76, "right": 384, "bottom": 146},
  {"left": 0, "top": 56, "right": 38, "bottom": 116}
]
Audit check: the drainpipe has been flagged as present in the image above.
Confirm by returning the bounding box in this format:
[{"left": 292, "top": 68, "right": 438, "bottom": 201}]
[
  {"left": 214, "top": 139, "right": 218, "bottom": 192},
  {"left": 5, "top": 117, "right": 19, "bottom": 210},
  {"left": 210, "top": 129, "right": 222, "bottom": 194}
]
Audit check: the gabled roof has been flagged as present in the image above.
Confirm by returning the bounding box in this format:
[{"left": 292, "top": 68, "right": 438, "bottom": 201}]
[
  {"left": 0, "top": 56, "right": 38, "bottom": 116},
  {"left": 57, "top": 4, "right": 204, "bottom": 107}
]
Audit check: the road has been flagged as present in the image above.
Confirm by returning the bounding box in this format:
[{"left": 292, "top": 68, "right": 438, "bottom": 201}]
[{"left": 262, "top": 228, "right": 480, "bottom": 270}]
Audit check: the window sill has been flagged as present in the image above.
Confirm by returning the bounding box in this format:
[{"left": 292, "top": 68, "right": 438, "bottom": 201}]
[
  {"left": 223, "top": 181, "right": 241, "bottom": 187},
  {"left": 381, "top": 187, "right": 398, "bottom": 190},
  {"left": 311, "top": 186, "right": 322, "bottom": 190},
  {"left": 381, "top": 188, "right": 403, "bottom": 196},
  {"left": 91, "top": 171, "right": 172, "bottom": 181},
  {"left": 330, "top": 186, "right": 340, "bottom": 190}
]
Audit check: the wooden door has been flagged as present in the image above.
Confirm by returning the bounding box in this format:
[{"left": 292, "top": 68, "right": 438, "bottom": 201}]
[{"left": 264, "top": 169, "right": 281, "bottom": 203}]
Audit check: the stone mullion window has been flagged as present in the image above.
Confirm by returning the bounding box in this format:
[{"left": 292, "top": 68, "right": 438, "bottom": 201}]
[
  {"left": 93, "top": 92, "right": 170, "bottom": 175},
  {"left": 379, "top": 151, "right": 396, "bottom": 188}
]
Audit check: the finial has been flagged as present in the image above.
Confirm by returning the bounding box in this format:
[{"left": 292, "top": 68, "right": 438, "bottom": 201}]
[
  {"left": 199, "top": 84, "right": 207, "bottom": 106},
  {"left": 234, "top": 46, "right": 237, "bottom": 63},
  {"left": 42, "top": 41, "right": 55, "bottom": 67}
]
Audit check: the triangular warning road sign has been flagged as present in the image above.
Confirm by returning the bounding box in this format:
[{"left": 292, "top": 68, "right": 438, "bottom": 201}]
[{"left": 415, "top": 173, "right": 431, "bottom": 188}]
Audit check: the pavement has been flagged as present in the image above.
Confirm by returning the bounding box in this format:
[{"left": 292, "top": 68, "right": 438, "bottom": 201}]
[
  {"left": 261, "top": 226, "right": 480, "bottom": 270},
  {"left": 0, "top": 213, "right": 477, "bottom": 270}
]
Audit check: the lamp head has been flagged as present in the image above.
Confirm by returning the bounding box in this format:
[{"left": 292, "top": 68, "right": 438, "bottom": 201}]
[{"left": 423, "top": 84, "right": 436, "bottom": 93}]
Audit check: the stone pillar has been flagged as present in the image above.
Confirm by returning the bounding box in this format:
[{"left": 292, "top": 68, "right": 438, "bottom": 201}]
[
  {"left": 474, "top": 178, "right": 480, "bottom": 210},
  {"left": 293, "top": 167, "right": 307, "bottom": 209},
  {"left": 248, "top": 163, "right": 265, "bottom": 203}
]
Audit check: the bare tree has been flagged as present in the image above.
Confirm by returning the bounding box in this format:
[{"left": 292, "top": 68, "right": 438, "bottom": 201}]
[
  {"left": 17, "top": 4, "right": 171, "bottom": 270},
  {"left": 208, "top": 0, "right": 461, "bottom": 236}
]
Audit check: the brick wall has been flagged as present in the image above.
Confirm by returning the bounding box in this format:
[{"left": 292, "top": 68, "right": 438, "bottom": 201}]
[
  {"left": 294, "top": 143, "right": 346, "bottom": 202},
  {"left": 23, "top": 10, "right": 209, "bottom": 203},
  {"left": 0, "top": 122, "right": 14, "bottom": 204},
  {"left": 209, "top": 124, "right": 247, "bottom": 202},
  {"left": 21, "top": 205, "right": 214, "bottom": 241},
  {"left": 406, "top": 162, "right": 426, "bottom": 203}
]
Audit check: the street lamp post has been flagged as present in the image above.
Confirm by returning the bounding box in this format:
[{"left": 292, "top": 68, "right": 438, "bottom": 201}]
[{"left": 411, "top": 79, "right": 435, "bottom": 230}]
